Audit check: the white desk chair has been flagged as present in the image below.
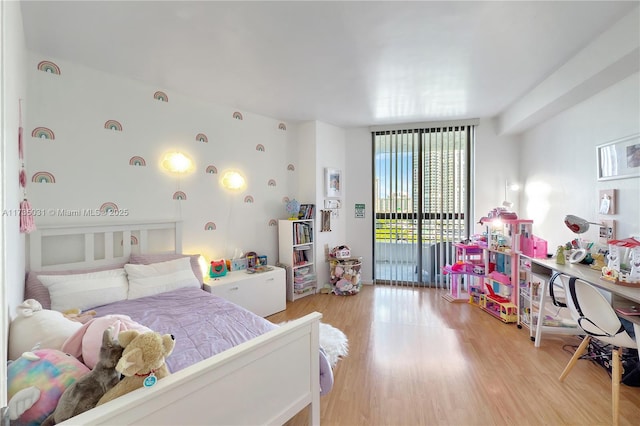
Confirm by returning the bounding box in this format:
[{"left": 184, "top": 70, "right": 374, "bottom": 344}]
[{"left": 557, "top": 275, "right": 637, "bottom": 426}]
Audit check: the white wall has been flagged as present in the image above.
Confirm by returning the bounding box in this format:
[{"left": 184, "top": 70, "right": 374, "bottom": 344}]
[
  {"left": 296, "top": 121, "right": 316, "bottom": 204},
  {"left": 473, "top": 118, "right": 521, "bottom": 232},
  {"left": 313, "top": 121, "right": 347, "bottom": 287},
  {"left": 1, "top": 0, "right": 28, "bottom": 405},
  {"left": 26, "top": 55, "right": 300, "bottom": 269},
  {"left": 520, "top": 73, "right": 640, "bottom": 251},
  {"left": 345, "top": 127, "right": 372, "bottom": 283}
]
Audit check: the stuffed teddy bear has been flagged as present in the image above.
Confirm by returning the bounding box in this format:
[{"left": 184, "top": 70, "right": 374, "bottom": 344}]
[
  {"left": 96, "top": 330, "right": 175, "bottom": 406},
  {"left": 7, "top": 349, "right": 89, "bottom": 426},
  {"left": 41, "top": 327, "right": 124, "bottom": 425}
]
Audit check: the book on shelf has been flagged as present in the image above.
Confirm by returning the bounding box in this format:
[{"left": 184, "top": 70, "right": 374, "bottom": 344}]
[
  {"left": 293, "top": 250, "right": 310, "bottom": 265},
  {"left": 298, "top": 204, "right": 315, "bottom": 220},
  {"left": 293, "top": 222, "right": 312, "bottom": 244}
]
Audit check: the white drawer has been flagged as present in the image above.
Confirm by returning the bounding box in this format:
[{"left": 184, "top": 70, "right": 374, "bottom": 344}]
[{"left": 203, "top": 268, "right": 286, "bottom": 317}]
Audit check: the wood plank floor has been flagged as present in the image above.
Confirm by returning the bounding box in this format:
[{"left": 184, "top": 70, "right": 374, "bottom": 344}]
[{"left": 268, "top": 285, "right": 640, "bottom": 426}]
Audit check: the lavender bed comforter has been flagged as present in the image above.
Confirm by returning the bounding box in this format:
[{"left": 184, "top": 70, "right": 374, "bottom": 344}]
[{"left": 91, "top": 287, "right": 333, "bottom": 394}]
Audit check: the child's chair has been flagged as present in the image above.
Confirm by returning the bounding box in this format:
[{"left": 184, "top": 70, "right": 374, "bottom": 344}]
[{"left": 557, "top": 275, "right": 638, "bottom": 426}]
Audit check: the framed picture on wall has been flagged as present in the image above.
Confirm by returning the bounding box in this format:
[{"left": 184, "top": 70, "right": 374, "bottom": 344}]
[
  {"left": 597, "top": 133, "right": 640, "bottom": 181},
  {"left": 325, "top": 167, "right": 342, "bottom": 198}
]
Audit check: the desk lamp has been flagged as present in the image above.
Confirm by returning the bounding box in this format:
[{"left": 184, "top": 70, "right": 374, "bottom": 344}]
[
  {"left": 563, "top": 215, "right": 601, "bottom": 263},
  {"left": 563, "top": 215, "right": 601, "bottom": 234}
]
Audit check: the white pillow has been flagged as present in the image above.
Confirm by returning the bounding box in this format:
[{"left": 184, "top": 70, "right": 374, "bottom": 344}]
[
  {"left": 8, "top": 299, "right": 82, "bottom": 360},
  {"left": 38, "top": 268, "right": 128, "bottom": 312},
  {"left": 125, "top": 256, "right": 200, "bottom": 300}
]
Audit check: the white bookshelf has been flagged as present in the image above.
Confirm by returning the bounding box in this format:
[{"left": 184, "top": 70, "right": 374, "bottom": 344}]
[{"left": 278, "top": 219, "right": 317, "bottom": 301}]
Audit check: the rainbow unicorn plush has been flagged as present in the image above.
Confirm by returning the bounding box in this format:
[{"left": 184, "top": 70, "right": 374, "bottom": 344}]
[{"left": 8, "top": 349, "right": 89, "bottom": 426}]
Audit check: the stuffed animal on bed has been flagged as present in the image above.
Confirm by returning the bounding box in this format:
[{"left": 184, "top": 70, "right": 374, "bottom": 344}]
[
  {"left": 61, "top": 314, "right": 151, "bottom": 369},
  {"left": 41, "top": 327, "right": 124, "bottom": 425},
  {"left": 7, "top": 349, "right": 89, "bottom": 426},
  {"left": 96, "top": 330, "right": 175, "bottom": 406},
  {"left": 8, "top": 300, "right": 82, "bottom": 361}
]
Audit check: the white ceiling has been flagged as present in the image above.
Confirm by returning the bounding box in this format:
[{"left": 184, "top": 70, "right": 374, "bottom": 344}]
[{"left": 20, "top": 1, "right": 638, "bottom": 128}]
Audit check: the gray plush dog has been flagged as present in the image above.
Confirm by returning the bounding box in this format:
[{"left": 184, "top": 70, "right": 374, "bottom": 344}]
[{"left": 41, "top": 327, "right": 123, "bottom": 425}]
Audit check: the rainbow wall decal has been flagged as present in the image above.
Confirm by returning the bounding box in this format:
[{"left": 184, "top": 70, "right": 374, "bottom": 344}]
[
  {"left": 121, "top": 235, "right": 139, "bottom": 246},
  {"left": 99, "top": 202, "right": 118, "bottom": 214},
  {"left": 244, "top": 195, "right": 254, "bottom": 203},
  {"left": 31, "top": 127, "right": 55, "bottom": 140},
  {"left": 278, "top": 123, "right": 287, "bottom": 130},
  {"left": 195, "top": 133, "right": 208, "bottom": 143},
  {"left": 129, "top": 156, "right": 146, "bottom": 166},
  {"left": 204, "top": 222, "right": 217, "bottom": 231},
  {"left": 104, "top": 120, "right": 123, "bottom": 131},
  {"left": 232, "top": 111, "right": 243, "bottom": 120},
  {"left": 173, "top": 191, "right": 187, "bottom": 200},
  {"left": 282, "top": 196, "right": 290, "bottom": 203},
  {"left": 287, "top": 164, "right": 295, "bottom": 171},
  {"left": 267, "top": 179, "right": 276, "bottom": 187},
  {"left": 32, "top": 171, "right": 56, "bottom": 183},
  {"left": 153, "top": 91, "right": 169, "bottom": 102},
  {"left": 256, "top": 144, "right": 265, "bottom": 152},
  {"left": 37, "top": 60, "right": 61, "bottom": 75},
  {"left": 205, "top": 165, "right": 218, "bottom": 174},
  {"left": 268, "top": 219, "right": 277, "bottom": 227}
]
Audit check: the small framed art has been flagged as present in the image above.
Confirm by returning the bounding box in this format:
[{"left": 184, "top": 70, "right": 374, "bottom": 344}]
[
  {"left": 597, "top": 133, "right": 640, "bottom": 181},
  {"left": 325, "top": 168, "right": 342, "bottom": 198}
]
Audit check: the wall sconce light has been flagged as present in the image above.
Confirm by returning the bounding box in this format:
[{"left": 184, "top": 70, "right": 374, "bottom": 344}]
[
  {"left": 161, "top": 152, "right": 194, "bottom": 174},
  {"left": 502, "top": 181, "right": 519, "bottom": 209},
  {"left": 221, "top": 170, "right": 246, "bottom": 191}
]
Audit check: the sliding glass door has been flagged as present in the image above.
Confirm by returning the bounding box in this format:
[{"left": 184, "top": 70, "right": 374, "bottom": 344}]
[{"left": 373, "top": 125, "right": 474, "bottom": 287}]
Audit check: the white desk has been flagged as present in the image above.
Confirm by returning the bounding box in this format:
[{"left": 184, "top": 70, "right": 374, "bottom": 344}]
[{"left": 525, "top": 256, "right": 640, "bottom": 338}]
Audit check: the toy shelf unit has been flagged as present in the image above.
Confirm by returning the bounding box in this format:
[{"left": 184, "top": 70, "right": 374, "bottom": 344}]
[
  {"left": 467, "top": 247, "right": 518, "bottom": 319},
  {"left": 278, "top": 219, "right": 317, "bottom": 301},
  {"left": 481, "top": 219, "right": 534, "bottom": 284},
  {"left": 519, "top": 257, "right": 580, "bottom": 347},
  {"left": 464, "top": 218, "right": 529, "bottom": 322},
  {"left": 442, "top": 243, "right": 485, "bottom": 302}
]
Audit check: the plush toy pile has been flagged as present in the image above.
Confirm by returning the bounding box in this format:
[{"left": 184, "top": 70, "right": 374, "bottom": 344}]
[
  {"left": 41, "top": 328, "right": 123, "bottom": 425},
  {"left": 8, "top": 300, "right": 175, "bottom": 426},
  {"left": 97, "top": 330, "right": 176, "bottom": 405}
]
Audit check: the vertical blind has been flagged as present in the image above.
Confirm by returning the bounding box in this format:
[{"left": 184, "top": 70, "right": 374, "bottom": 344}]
[{"left": 373, "top": 124, "right": 474, "bottom": 287}]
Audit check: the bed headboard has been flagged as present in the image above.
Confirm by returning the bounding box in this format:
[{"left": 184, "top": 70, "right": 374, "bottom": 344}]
[{"left": 28, "top": 221, "right": 183, "bottom": 271}]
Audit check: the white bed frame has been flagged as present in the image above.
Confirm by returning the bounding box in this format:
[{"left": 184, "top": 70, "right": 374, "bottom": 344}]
[{"left": 25, "top": 221, "right": 321, "bottom": 425}]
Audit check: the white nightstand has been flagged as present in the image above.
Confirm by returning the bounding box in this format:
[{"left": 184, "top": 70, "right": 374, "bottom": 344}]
[{"left": 203, "top": 267, "right": 286, "bottom": 317}]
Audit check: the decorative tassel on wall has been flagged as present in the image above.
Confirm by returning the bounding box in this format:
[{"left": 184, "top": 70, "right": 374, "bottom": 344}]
[{"left": 18, "top": 99, "right": 36, "bottom": 234}]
